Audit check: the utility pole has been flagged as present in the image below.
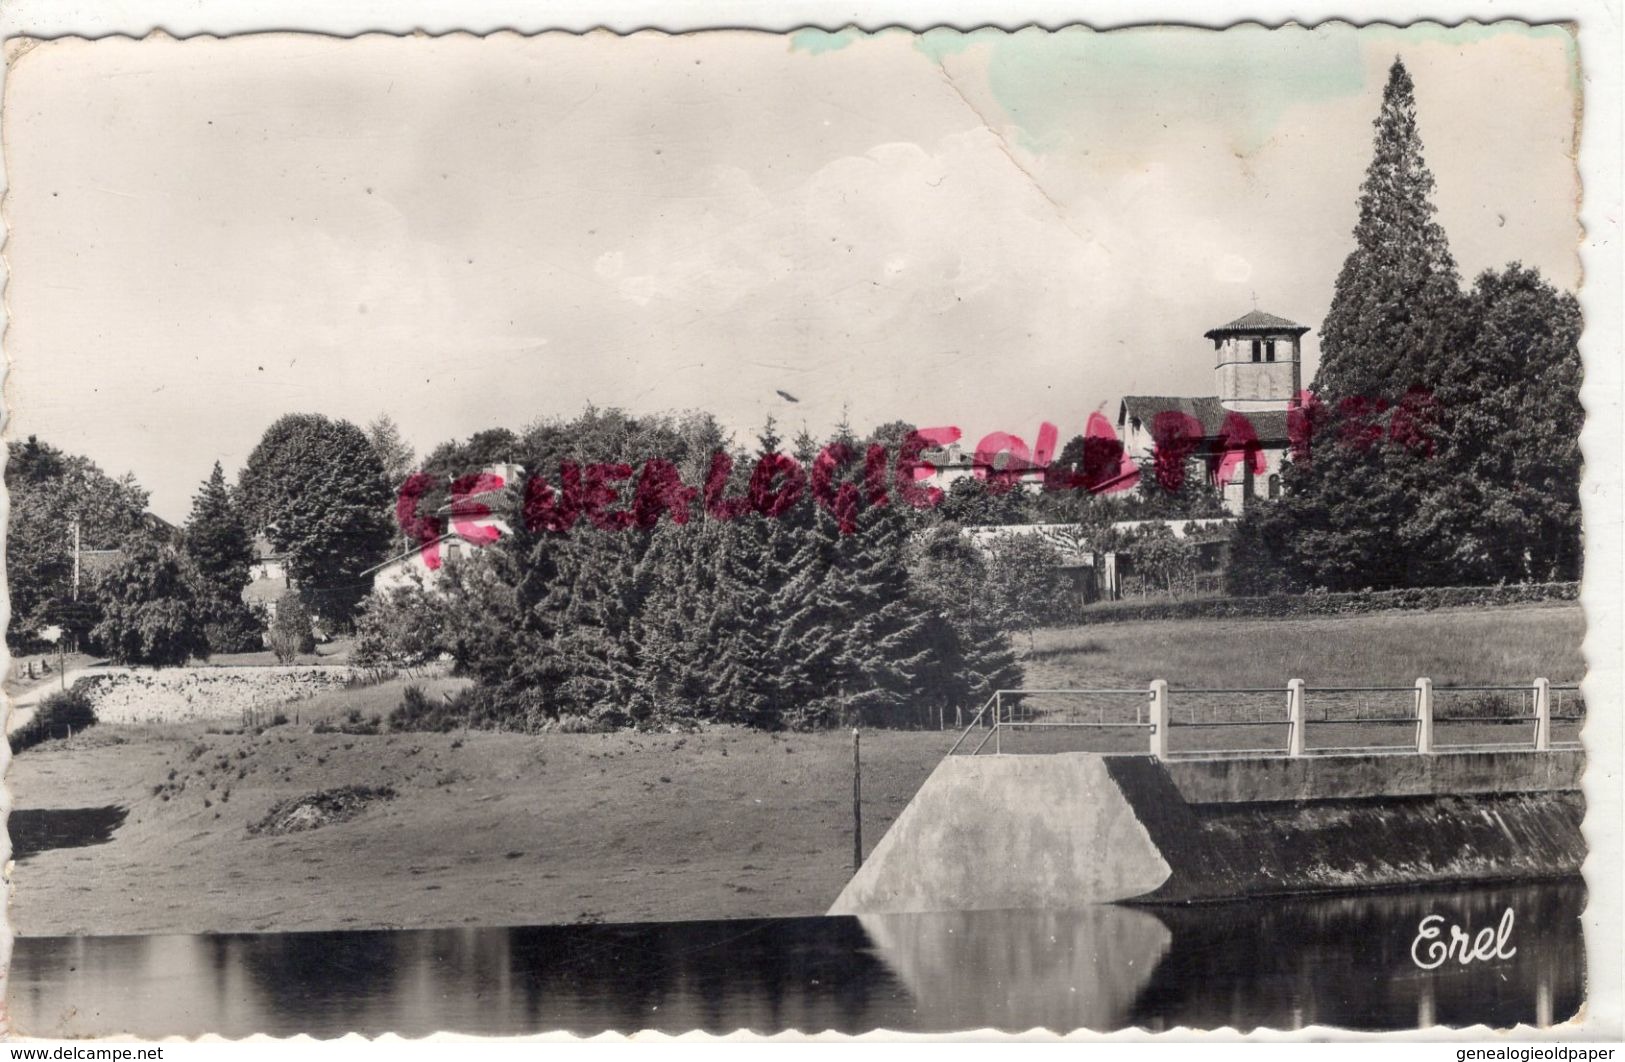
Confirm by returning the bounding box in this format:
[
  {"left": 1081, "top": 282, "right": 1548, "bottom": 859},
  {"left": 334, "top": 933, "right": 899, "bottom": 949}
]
[
  {"left": 851, "top": 728, "right": 863, "bottom": 873},
  {"left": 71, "top": 517, "right": 82, "bottom": 654}
]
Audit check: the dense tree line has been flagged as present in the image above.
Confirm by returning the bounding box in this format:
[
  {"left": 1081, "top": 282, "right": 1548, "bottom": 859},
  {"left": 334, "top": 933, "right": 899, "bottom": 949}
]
[
  {"left": 356, "top": 413, "right": 1031, "bottom": 730},
  {"left": 1229, "top": 59, "right": 1582, "bottom": 593},
  {"left": 6, "top": 437, "right": 155, "bottom": 645}
]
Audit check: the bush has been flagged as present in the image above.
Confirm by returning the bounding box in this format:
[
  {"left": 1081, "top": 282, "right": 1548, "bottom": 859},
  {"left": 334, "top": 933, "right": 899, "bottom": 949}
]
[
  {"left": 268, "top": 593, "right": 317, "bottom": 663},
  {"left": 1223, "top": 511, "right": 1301, "bottom": 597},
  {"left": 10, "top": 686, "right": 97, "bottom": 752},
  {"left": 203, "top": 603, "right": 267, "bottom": 654},
  {"left": 389, "top": 684, "right": 524, "bottom": 733},
  {"left": 312, "top": 707, "right": 382, "bottom": 735},
  {"left": 983, "top": 533, "right": 1079, "bottom": 634},
  {"left": 351, "top": 581, "right": 446, "bottom": 670}
]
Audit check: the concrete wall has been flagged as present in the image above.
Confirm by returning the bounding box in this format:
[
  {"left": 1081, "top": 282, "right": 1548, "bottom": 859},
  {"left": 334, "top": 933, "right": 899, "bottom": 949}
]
[
  {"left": 828, "top": 754, "right": 1172, "bottom": 915},
  {"left": 1164, "top": 749, "right": 1584, "bottom": 805},
  {"left": 832, "top": 751, "right": 1586, "bottom": 915},
  {"left": 1102, "top": 755, "right": 1585, "bottom": 902},
  {"left": 71, "top": 666, "right": 365, "bottom": 724}
]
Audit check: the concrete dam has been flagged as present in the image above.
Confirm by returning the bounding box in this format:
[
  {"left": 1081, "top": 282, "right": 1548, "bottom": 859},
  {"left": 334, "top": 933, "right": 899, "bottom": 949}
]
[{"left": 829, "top": 748, "right": 1586, "bottom": 914}]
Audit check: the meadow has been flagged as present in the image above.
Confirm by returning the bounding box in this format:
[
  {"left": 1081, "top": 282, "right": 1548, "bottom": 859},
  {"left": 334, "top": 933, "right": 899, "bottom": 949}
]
[{"left": 989, "top": 602, "right": 1585, "bottom": 756}]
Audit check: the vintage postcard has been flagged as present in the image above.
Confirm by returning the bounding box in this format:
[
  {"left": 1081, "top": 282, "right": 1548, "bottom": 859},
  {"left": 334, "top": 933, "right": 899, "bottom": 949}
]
[{"left": 0, "top": 18, "right": 1618, "bottom": 1042}]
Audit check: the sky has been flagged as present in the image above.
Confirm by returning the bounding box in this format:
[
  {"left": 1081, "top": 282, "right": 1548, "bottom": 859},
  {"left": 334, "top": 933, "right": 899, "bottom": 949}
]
[{"left": 2, "top": 24, "right": 1581, "bottom": 523}]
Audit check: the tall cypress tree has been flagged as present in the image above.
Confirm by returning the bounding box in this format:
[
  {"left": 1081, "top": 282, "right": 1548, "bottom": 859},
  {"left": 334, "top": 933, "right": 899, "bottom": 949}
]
[
  {"left": 1266, "top": 58, "right": 1470, "bottom": 590},
  {"left": 1317, "top": 57, "right": 1463, "bottom": 400}
]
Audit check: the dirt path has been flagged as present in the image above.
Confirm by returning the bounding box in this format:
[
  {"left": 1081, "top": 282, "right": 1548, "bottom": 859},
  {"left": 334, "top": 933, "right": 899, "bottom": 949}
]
[{"left": 5, "top": 722, "right": 955, "bottom": 937}]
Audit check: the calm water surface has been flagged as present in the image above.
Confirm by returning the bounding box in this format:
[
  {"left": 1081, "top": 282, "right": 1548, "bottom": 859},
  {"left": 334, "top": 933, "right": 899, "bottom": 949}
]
[{"left": 8, "top": 880, "right": 1583, "bottom": 1038}]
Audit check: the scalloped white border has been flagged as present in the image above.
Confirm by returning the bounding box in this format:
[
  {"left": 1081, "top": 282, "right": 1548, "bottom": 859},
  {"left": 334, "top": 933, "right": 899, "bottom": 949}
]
[{"left": 0, "top": 3, "right": 1617, "bottom": 1047}]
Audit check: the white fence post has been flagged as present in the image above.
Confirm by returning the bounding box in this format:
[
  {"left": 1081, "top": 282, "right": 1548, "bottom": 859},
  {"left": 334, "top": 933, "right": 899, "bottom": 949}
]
[
  {"left": 1533, "top": 677, "right": 1551, "bottom": 751},
  {"left": 1149, "top": 680, "right": 1169, "bottom": 760},
  {"left": 1287, "top": 678, "right": 1306, "bottom": 757},
  {"left": 1415, "top": 677, "right": 1434, "bottom": 755},
  {"left": 993, "top": 690, "right": 1002, "bottom": 755}
]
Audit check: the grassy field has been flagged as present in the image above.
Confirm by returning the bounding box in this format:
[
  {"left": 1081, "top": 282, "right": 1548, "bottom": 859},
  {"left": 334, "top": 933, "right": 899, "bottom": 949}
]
[
  {"left": 7, "top": 601, "right": 1586, "bottom": 936},
  {"left": 1025, "top": 602, "right": 1584, "bottom": 689},
  {"left": 996, "top": 602, "right": 1585, "bottom": 756}
]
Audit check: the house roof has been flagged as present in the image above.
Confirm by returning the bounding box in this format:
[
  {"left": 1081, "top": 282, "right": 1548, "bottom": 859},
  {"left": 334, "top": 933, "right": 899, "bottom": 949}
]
[
  {"left": 251, "top": 534, "right": 284, "bottom": 561},
  {"left": 431, "top": 465, "right": 525, "bottom": 517},
  {"left": 1203, "top": 309, "right": 1311, "bottom": 339},
  {"left": 362, "top": 537, "right": 448, "bottom": 579},
  {"left": 1118, "top": 395, "right": 1292, "bottom": 442},
  {"left": 141, "top": 512, "right": 181, "bottom": 543}
]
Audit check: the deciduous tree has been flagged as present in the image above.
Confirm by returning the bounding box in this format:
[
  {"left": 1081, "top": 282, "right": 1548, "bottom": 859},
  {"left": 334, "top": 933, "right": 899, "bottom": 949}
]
[
  {"left": 91, "top": 543, "right": 210, "bottom": 667},
  {"left": 238, "top": 414, "right": 393, "bottom": 625}
]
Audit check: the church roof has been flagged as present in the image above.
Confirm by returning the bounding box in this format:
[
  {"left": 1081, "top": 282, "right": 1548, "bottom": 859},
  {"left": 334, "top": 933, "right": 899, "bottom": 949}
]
[
  {"left": 1203, "top": 309, "right": 1311, "bottom": 339},
  {"left": 1118, "top": 395, "right": 1292, "bottom": 442}
]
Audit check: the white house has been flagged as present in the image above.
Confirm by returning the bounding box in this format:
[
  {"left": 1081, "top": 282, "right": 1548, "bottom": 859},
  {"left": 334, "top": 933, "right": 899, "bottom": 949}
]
[{"left": 365, "top": 463, "right": 523, "bottom": 594}]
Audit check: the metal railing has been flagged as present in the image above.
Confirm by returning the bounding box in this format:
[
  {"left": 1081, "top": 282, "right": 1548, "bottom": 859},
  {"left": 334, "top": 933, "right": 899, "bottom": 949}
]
[
  {"left": 945, "top": 688, "right": 1155, "bottom": 756},
  {"left": 949, "top": 679, "right": 1585, "bottom": 760}
]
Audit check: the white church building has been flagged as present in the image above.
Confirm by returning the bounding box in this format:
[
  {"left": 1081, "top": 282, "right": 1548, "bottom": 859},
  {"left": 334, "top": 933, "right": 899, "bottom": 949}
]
[{"left": 1117, "top": 309, "right": 1311, "bottom": 515}]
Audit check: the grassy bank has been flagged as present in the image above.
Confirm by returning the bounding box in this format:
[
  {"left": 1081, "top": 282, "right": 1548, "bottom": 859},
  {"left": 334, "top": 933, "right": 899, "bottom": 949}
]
[{"left": 8, "top": 721, "right": 952, "bottom": 937}]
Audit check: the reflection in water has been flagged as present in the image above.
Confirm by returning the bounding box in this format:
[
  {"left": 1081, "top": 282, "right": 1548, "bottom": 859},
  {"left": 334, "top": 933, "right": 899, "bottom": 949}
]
[
  {"left": 8, "top": 880, "right": 1583, "bottom": 1039},
  {"left": 1129, "top": 882, "right": 1584, "bottom": 1032},
  {"left": 858, "top": 905, "right": 1172, "bottom": 1031},
  {"left": 6, "top": 807, "right": 128, "bottom": 862}
]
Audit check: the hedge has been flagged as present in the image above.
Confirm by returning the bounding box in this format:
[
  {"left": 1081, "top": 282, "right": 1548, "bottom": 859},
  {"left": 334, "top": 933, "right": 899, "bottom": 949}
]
[
  {"left": 1077, "top": 582, "right": 1579, "bottom": 624},
  {"left": 10, "top": 685, "right": 98, "bottom": 753}
]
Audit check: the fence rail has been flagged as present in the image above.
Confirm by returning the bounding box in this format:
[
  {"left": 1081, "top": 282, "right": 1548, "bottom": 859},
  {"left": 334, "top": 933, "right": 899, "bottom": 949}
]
[{"left": 950, "top": 678, "right": 1585, "bottom": 760}]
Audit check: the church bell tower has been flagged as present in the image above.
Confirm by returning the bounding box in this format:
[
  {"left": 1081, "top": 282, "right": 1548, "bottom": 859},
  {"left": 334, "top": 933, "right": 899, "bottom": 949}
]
[{"left": 1204, "top": 309, "right": 1310, "bottom": 413}]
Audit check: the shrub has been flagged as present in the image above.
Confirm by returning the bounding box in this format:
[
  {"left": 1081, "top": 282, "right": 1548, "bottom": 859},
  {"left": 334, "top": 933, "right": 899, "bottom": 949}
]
[
  {"left": 389, "top": 684, "right": 522, "bottom": 733},
  {"left": 268, "top": 593, "right": 317, "bottom": 663},
  {"left": 983, "top": 533, "right": 1079, "bottom": 634},
  {"left": 1224, "top": 508, "right": 1302, "bottom": 597},
  {"left": 248, "top": 785, "right": 397, "bottom": 835},
  {"left": 203, "top": 605, "right": 266, "bottom": 654},
  {"left": 351, "top": 580, "right": 447, "bottom": 670},
  {"left": 553, "top": 713, "right": 618, "bottom": 734},
  {"left": 313, "top": 707, "right": 382, "bottom": 735},
  {"left": 10, "top": 686, "right": 97, "bottom": 752}
]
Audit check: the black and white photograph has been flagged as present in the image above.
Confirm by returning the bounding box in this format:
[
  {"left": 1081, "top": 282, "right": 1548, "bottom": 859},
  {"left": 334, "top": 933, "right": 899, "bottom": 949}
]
[{"left": 0, "top": 14, "right": 1619, "bottom": 1042}]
